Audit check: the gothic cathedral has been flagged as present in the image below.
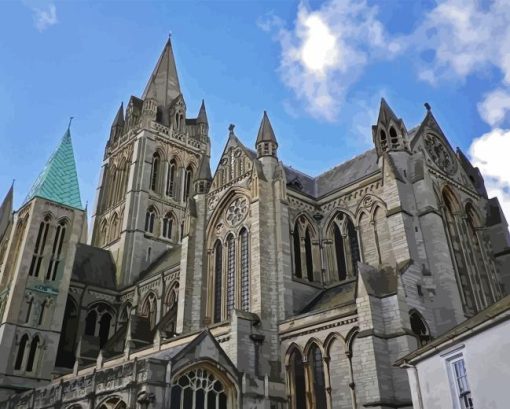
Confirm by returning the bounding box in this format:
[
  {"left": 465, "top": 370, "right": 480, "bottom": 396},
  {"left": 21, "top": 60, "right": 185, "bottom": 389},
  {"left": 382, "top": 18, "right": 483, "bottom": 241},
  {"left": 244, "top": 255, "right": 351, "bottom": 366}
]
[{"left": 0, "top": 39, "right": 508, "bottom": 409}]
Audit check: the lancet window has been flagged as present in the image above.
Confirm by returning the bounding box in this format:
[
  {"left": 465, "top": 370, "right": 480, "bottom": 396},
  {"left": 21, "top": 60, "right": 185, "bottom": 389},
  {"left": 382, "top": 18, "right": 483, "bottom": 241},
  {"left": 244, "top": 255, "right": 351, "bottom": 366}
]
[
  {"left": 150, "top": 152, "right": 160, "bottom": 192},
  {"left": 46, "top": 220, "right": 67, "bottom": 281},
  {"left": 288, "top": 349, "right": 307, "bottom": 409},
  {"left": 292, "top": 217, "right": 318, "bottom": 283},
  {"left": 145, "top": 207, "right": 156, "bottom": 233},
  {"left": 325, "top": 213, "right": 360, "bottom": 283},
  {"left": 84, "top": 303, "right": 114, "bottom": 348},
  {"left": 28, "top": 216, "right": 50, "bottom": 277},
  {"left": 213, "top": 240, "right": 223, "bottom": 323},
  {"left": 14, "top": 334, "right": 29, "bottom": 370},
  {"left": 141, "top": 292, "right": 157, "bottom": 328},
  {"left": 166, "top": 159, "right": 177, "bottom": 198},
  {"left": 183, "top": 165, "right": 193, "bottom": 202},
  {"left": 162, "top": 212, "right": 175, "bottom": 240}
]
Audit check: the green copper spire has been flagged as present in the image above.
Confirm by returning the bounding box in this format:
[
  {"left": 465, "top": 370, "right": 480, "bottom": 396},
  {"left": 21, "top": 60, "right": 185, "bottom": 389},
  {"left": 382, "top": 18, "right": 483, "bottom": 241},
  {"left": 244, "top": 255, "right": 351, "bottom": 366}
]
[{"left": 25, "top": 128, "right": 83, "bottom": 210}]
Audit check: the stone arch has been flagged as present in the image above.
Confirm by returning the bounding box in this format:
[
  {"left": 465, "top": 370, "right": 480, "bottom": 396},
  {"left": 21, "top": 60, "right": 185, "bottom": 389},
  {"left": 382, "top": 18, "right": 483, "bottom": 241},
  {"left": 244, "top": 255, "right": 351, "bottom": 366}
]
[
  {"left": 140, "top": 291, "right": 158, "bottom": 328},
  {"left": 303, "top": 337, "right": 325, "bottom": 359},
  {"left": 56, "top": 296, "right": 79, "bottom": 367},
  {"left": 286, "top": 344, "right": 307, "bottom": 409},
  {"left": 164, "top": 281, "right": 179, "bottom": 312}
]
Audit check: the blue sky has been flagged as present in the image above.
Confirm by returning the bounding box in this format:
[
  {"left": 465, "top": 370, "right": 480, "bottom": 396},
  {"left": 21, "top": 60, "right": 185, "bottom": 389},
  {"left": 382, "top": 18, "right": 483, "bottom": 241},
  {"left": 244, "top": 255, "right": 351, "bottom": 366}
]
[{"left": 1, "top": 0, "right": 509, "bottom": 221}]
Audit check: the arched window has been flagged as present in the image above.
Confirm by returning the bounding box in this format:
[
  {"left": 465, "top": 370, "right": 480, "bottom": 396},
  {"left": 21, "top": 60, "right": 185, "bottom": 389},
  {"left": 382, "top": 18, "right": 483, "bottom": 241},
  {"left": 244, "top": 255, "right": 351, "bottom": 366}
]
[
  {"left": 293, "top": 224, "right": 302, "bottom": 279},
  {"left": 226, "top": 234, "right": 235, "bottom": 319},
  {"left": 98, "top": 396, "right": 127, "bottom": 409},
  {"left": 240, "top": 228, "right": 250, "bottom": 312},
  {"left": 150, "top": 152, "right": 160, "bottom": 192},
  {"left": 84, "top": 310, "right": 97, "bottom": 336},
  {"left": 29, "top": 216, "right": 50, "bottom": 277},
  {"left": 333, "top": 223, "right": 347, "bottom": 281},
  {"left": 15, "top": 334, "right": 29, "bottom": 370},
  {"left": 110, "top": 213, "right": 119, "bottom": 242},
  {"left": 165, "top": 282, "right": 179, "bottom": 312},
  {"left": 443, "top": 189, "right": 475, "bottom": 312},
  {"left": 56, "top": 298, "right": 78, "bottom": 367},
  {"left": 38, "top": 300, "right": 46, "bottom": 326},
  {"left": 183, "top": 165, "right": 193, "bottom": 202},
  {"left": 347, "top": 218, "right": 360, "bottom": 273},
  {"left": 46, "top": 220, "right": 67, "bottom": 281},
  {"left": 304, "top": 228, "right": 314, "bottom": 282},
  {"left": 119, "top": 302, "right": 132, "bottom": 323},
  {"left": 389, "top": 126, "right": 398, "bottom": 146},
  {"left": 98, "top": 313, "right": 112, "bottom": 348},
  {"left": 213, "top": 240, "right": 223, "bottom": 323},
  {"left": 145, "top": 207, "right": 156, "bottom": 233},
  {"left": 170, "top": 367, "right": 230, "bottom": 409},
  {"left": 166, "top": 159, "right": 177, "bottom": 197},
  {"left": 100, "top": 220, "right": 109, "bottom": 247},
  {"left": 410, "top": 310, "right": 431, "bottom": 347},
  {"left": 288, "top": 349, "right": 306, "bottom": 409},
  {"left": 380, "top": 129, "right": 388, "bottom": 151},
  {"left": 466, "top": 204, "right": 493, "bottom": 306},
  {"left": 308, "top": 344, "right": 327, "bottom": 409},
  {"left": 26, "top": 336, "right": 40, "bottom": 372},
  {"left": 141, "top": 293, "right": 157, "bottom": 328},
  {"left": 162, "top": 213, "right": 174, "bottom": 240},
  {"left": 25, "top": 298, "right": 33, "bottom": 323}
]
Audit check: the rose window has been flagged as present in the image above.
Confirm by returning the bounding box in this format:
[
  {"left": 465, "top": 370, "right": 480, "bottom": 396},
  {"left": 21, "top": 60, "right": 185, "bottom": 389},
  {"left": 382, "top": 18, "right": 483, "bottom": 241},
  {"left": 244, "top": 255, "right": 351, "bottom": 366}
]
[{"left": 225, "top": 197, "right": 248, "bottom": 227}]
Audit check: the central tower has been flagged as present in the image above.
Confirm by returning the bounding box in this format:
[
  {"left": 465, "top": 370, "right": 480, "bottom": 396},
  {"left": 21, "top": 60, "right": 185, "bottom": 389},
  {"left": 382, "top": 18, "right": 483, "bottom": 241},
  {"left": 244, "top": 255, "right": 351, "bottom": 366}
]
[{"left": 90, "top": 39, "right": 210, "bottom": 286}]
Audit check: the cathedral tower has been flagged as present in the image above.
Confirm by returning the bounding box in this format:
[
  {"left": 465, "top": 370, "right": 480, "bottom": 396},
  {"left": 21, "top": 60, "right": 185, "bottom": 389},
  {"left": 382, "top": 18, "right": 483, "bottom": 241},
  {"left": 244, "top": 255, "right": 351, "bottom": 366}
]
[
  {"left": 0, "top": 129, "right": 85, "bottom": 399},
  {"left": 90, "top": 39, "right": 210, "bottom": 286}
]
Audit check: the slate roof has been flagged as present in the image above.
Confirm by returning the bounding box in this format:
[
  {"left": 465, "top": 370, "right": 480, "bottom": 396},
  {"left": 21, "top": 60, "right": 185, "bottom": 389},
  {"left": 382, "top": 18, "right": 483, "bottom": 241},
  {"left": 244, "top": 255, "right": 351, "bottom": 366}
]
[
  {"left": 283, "top": 148, "right": 379, "bottom": 198},
  {"left": 25, "top": 129, "right": 82, "bottom": 210},
  {"left": 71, "top": 243, "right": 117, "bottom": 289},
  {"left": 139, "top": 245, "right": 182, "bottom": 280},
  {"left": 301, "top": 280, "right": 357, "bottom": 314},
  {"left": 395, "top": 294, "right": 510, "bottom": 366}
]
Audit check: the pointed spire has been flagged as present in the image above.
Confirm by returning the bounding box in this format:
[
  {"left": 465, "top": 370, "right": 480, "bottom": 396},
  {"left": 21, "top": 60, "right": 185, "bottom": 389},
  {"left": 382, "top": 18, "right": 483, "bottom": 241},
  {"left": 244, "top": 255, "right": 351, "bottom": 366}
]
[
  {"left": 25, "top": 129, "right": 83, "bottom": 210},
  {"left": 377, "top": 97, "right": 399, "bottom": 127},
  {"left": 197, "top": 155, "right": 212, "bottom": 181},
  {"left": 112, "top": 103, "right": 125, "bottom": 127},
  {"left": 142, "top": 39, "right": 181, "bottom": 107},
  {"left": 0, "top": 184, "right": 13, "bottom": 241},
  {"left": 197, "top": 99, "right": 208, "bottom": 124},
  {"left": 256, "top": 111, "right": 278, "bottom": 146}
]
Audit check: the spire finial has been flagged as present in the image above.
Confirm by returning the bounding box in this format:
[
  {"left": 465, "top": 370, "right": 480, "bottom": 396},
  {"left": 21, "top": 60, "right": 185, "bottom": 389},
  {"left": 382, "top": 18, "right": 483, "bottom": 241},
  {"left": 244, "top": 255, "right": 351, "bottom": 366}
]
[
  {"left": 228, "top": 124, "right": 235, "bottom": 136},
  {"left": 424, "top": 102, "right": 431, "bottom": 112},
  {"left": 67, "top": 116, "right": 74, "bottom": 131}
]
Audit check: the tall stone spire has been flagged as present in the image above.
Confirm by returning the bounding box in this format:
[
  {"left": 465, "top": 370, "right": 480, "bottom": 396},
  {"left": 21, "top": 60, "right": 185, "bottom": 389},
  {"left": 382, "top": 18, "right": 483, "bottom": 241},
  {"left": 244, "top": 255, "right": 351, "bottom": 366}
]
[
  {"left": 197, "top": 100, "right": 208, "bottom": 124},
  {"left": 142, "top": 38, "right": 181, "bottom": 107},
  {"left": 25, "top": 129, "right": 82, "bottom": 210},
  {"left": 256, "top": 111, "right": 278, "bottom": 158},
  {"left": 109, "top": 102, "right": 125, "bottom": 142},
  {"left": 0, "top": 183, "right": 13, "bottom": 240}
]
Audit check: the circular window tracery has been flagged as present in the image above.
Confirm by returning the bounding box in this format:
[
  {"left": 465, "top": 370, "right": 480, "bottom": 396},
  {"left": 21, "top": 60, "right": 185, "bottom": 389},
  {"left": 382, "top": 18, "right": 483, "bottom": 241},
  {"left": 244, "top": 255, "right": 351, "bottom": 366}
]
[
  {"left": 424, "top": 133, "right": 457, "bottom": 175},
  {"left": 225, "top": 197, "right": 248, "bottom": 227}
]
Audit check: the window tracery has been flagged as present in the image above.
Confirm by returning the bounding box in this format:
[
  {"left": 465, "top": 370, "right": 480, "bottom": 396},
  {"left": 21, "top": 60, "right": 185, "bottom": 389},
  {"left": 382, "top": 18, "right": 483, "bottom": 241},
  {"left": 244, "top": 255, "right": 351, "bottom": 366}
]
[
  {"left": 84, "top": 303, "right": 114, "bottom": 347},
  {"left": 166, "top": 159, "right": 177, "bottom": 198},
  {"left": 150, "top": 152, "right": 160, "bottom": 192},
  {"left": 141, "top": 292, "right": 157, "bottom": 328},
  {"left": 183, "top": 165, "right": 193, "bottom": 202},
  {"left": 162, "top": 212, "right": 175, "bottom": 240},
  {"left": 409, "top": 310, "right": 431, "bottom": 347},
  {"left": 171, "top": 367, "right": 230, "bottom": 409},
  {"left": 292, "top": 216, "right": 317, "bottom": 283},
  {"left": 145, "top": 207, "right": 156, "bottom": 233}
]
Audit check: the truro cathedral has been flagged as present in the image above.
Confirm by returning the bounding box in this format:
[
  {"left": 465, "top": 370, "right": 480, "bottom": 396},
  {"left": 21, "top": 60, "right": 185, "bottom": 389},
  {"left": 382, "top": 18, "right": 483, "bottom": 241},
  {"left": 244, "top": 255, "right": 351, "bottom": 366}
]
[{"left": 0, "top": 39, "right": 508, "bottom": 409}]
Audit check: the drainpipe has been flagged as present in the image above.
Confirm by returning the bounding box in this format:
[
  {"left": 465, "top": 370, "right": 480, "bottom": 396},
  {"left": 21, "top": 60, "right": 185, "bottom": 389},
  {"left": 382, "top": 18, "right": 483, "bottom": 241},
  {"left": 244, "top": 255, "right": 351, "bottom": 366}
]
[{"left": 401, "top": 361, "right": 424, "bottom": 409}]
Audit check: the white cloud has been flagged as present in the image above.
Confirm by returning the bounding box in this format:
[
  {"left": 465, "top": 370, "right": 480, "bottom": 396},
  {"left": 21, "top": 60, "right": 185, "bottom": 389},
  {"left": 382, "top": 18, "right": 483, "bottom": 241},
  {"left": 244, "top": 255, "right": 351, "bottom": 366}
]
[
  {"left": 469, "top": 128, "right": 510, "bottom": 221},
  {"left": 260, "top": 1, "right": 401, "bottom": 121},
  {"left": 22, "top": 1, "right": 58, "bottom": 32},
  {"left": 478, "top": 88, "right": 510, "bottom": 127},
  {"left": 414, "top": 0, "right": 510, "bottom": 85}
]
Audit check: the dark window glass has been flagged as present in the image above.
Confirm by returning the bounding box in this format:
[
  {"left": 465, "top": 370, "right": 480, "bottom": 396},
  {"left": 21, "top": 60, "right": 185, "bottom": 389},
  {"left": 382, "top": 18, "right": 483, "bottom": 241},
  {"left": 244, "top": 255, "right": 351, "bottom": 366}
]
[
  {"left": 15, "top": 334, "right": 28, "bottom": 370},
  {"left": 240, "top": 228, "right": 250, "bottom": 311},
  {"left": 214, "top": 240, "right": 223, "bottom": 323},
  {"left": 305, "top": 228, "right": 314, "bottom": 281},
  {"left": 85, "top": 310, "right": 97, "bottom": 336},
  {"left": 26, "top": 336, "right": 40, "bottom": 372},
  {"left": 334, "top": 223, "right": 347, "bottom": 281},
  {"left": 293, "top": 225, "right": 302, "bottom": 278}
]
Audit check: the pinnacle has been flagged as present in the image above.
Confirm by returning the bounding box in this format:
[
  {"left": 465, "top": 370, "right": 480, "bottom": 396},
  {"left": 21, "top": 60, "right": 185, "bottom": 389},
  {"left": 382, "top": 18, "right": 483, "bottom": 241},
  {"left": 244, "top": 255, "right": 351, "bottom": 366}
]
[
  {"left": 112, "top": 103, "right": 125, "bottom": 127},
  {"left": 197, "top": 99, "right": 208, "bottom": 124},
  {"left": 197, "top": 155, "right": 212, "bottom": 181},
  {"left": 256, "top": 111, "right": 278, "bottom": 146}
]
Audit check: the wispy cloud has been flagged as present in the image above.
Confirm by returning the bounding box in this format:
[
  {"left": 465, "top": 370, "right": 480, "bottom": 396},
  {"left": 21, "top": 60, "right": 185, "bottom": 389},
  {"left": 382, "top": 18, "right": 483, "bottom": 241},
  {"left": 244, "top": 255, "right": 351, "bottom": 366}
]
[
  {"left": 23, "top": 1, "right": 58, "bottom": 32},
  {"left": 259, "top": 1, "right": 400, "bottom": 122}
]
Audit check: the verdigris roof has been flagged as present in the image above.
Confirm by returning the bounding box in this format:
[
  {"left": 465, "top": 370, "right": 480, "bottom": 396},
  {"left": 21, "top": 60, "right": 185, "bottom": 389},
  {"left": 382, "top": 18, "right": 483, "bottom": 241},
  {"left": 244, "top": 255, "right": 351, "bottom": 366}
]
[
  {"left": 71, "top": 243, "right": 117, "bottom": 289},
  {"left": 283, "top": 148, "right": 379, "bottom": 198},
  {"left": 25, "top": 129, "right": 82, "bottom": 210}
]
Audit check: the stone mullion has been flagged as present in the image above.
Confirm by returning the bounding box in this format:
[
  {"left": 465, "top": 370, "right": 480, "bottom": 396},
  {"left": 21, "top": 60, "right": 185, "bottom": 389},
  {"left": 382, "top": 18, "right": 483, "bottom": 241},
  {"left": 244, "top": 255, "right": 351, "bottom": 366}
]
[
  {"left": 324, "top": 240, "right": 334, "bottom": 283},
  {"left": 355, "top": 225, "right": 364, "bottom": 266},
  {"left": 299, "top": 236, "right": 307, "bottom": 281},
  {"left": 342, "top": 232, "right": 353, "bottom": 279},
  {"left": 303, "top": 360, "right": 314, "bottom": 409},
  {"left": 453, "top": 213, "right": 482, "bottom": 311},
  {"left": 285, "top": 364, "right": 294, "bottom": 409},
  {"left": 323, "top": 356, "right": 332, "bottom": 409},
  {"left": 345, "top": 350, "right": 357, "bottom": 409}
]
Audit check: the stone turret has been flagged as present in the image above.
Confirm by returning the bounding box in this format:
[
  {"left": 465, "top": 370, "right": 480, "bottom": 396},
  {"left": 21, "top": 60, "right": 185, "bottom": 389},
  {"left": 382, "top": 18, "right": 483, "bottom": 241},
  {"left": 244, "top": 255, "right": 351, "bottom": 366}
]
[
  {"left": 256, "top": 111, "right": 278, "bottom": 159},
  {"left": 372, "top": 98, "right": 409, "bottom": 156},
  {"left": 194, "top": 155, "right": 212, "bottom": 194}
]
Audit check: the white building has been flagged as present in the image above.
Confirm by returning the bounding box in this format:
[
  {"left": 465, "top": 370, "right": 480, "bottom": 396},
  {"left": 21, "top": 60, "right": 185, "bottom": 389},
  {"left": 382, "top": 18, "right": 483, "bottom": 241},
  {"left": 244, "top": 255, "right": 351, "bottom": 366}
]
[{"left": 396, "top": 294, "right": 510, "bottom": 409}]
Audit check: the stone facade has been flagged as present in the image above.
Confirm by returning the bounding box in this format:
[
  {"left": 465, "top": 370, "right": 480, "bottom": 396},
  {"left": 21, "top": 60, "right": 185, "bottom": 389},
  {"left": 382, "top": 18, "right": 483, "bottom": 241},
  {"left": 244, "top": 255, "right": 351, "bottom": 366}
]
[{"left": 0, "top": 39, "right": 508, "bottom": 409}]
